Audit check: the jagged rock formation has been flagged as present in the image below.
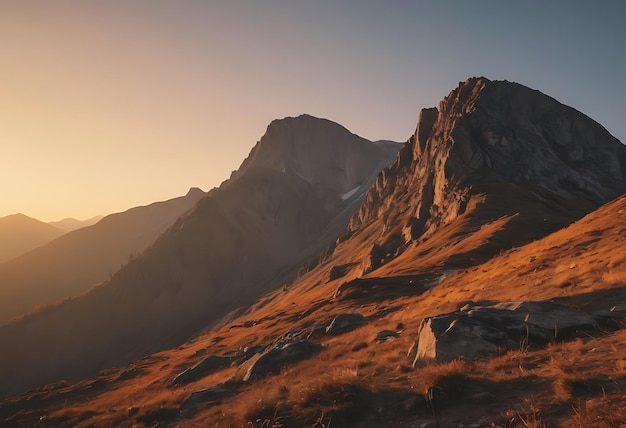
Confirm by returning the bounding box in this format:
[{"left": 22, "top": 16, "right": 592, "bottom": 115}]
[
  {"left": 411, "top": 301, "right": 596, "bottom": 364},
  {"left": 346, "top": 77, "right": 626, "bottom": 273},
  {"left": 0, "top": 115, "right": 399, "bottom": 397},
  {"left": 0, "top": 188, "right": 206, "bottom": 324}
]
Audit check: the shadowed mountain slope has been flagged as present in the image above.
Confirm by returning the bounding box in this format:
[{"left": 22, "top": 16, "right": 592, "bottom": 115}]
[
  {"left": 0, "top": 188, "right": 205, "bottom": 324},
  {"left": 0, "top": 214, "right": 65, "bottom": 263},
  {"left": 0, "top": 115, "right": 399, "bottom": 397}
]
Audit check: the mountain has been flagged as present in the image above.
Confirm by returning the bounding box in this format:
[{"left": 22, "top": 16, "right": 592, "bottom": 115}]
[
  {"left": 0, "top": 115, "right": 400, "bottom": 397},
  {"left": 0, "top": 214, "right": 65, "bottom": 263},
  {"left": 2, "top": 78, "right": 626, "bottom": 427},
  {"left": 48, "top": 215, "right": 103, "bottom": 232},
  {"left": 0, "top": 188, "right": 205, "bottom": 324},
  {"left": 346, "top": 77, "right": 626, "bottom": 276}
]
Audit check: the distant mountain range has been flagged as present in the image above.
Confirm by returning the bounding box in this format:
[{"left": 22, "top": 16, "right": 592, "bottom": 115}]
[
  {"left": 0, "top": 188, "right": 205, "bottom": 324},
  {"left": 0, "top": 214, "right": 65, "bottom": 263},
  {"left": 48, "top": 215, "right": 103, "bottom": 232},
  {"left": 0, "top": 214, "right": 103, "bottom": 264}
]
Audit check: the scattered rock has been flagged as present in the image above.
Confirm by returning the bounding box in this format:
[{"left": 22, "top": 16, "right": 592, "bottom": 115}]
[
  {"left": 414, "top": 301, "right": 596, "bottom": 364},
  {"left": 329, "top": 264, "right": 352, "bottom": 280},
  {"left": 171, "top": 355, "right": 233, "bottom": 385},
  {"left": 325, "top": 313, "right": 366, "bottom": 335},
  {"left": 240, "top": 344, "right": 266, "bottom": 360},
  {"left": 233, "top": 341, "right": 323, "bottom": 382},
  {"left": 375, "top": 330, "right": 400, "bottom": 342},
  {"left": 334, "top": 276, "right": 433, "bottom": 302},
  {"left": 307, "top": 312, "right": 366, "bottom": 339}
]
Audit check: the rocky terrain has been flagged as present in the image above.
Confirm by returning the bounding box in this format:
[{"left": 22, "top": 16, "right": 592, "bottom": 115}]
[
  {"left": 2, "top": 78, "right": 626, "bottom": 427},
  {"left": 0, "top": 187, "right": 206, "bottom": 324}
]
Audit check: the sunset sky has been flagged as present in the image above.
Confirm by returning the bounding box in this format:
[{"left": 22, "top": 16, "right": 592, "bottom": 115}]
[{"left": 2, "top": 1, "right": 625, "bottom": 222}]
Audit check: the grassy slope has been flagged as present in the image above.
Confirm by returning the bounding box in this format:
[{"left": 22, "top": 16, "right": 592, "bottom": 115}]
[{"left": 3, "top": 195, "right": 626, "bottom": 427}]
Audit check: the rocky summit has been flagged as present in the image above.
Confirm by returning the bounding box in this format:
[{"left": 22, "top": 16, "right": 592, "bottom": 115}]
[
  {"left": 3, "top": 79, "right": 626, "bottom": 427},
  {"left": 346, "top": 77, "right": 626, "bottom": 274}
]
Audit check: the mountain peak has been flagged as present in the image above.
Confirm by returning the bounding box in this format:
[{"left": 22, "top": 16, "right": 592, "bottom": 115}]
[
  {"left": 231, "top": 114, "right": 398, "bottom": 194},
  {"left": 348, "top": 77, "right": 626, "bottom": 273},
  {"left": 185, "top": 187, "right": 205, "bottom": 197}
]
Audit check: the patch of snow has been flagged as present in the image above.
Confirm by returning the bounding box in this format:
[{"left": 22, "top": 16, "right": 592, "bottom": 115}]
[{"left": 341, "top": 185, "right": 361, "bottom": 201}]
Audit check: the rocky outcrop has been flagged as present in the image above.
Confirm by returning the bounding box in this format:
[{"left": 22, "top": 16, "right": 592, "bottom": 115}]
[
  {"left": 171, "top": 355, "right": 233, "bottom": 385},
  {"left": 412, "top": 301, "right": 596, "bottom": 364},
  {"left": 346, "top": 78, "right": 626, "bottom": 274},
  {"left": 232, "top": 341, "right": 323, "bottom": 382},
  {"left": 324, "top": 313, "right": 366, "bottom": 336}
]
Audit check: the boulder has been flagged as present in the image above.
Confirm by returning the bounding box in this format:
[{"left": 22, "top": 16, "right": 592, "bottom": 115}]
[
  {"left": 307, "top": 312, "right": 366, "bottom": 339},
  {"left": 233, "top": 341, "right": 323, "bottom": 382},
  {"left": 171, "top": 355, "right": 233, "bottom": 385},
  {"left": 413, "top": 301, "right": 596, "bottom": 364},
  {"left": 325, "top": 313, "right": 366, "bottom": 335}
]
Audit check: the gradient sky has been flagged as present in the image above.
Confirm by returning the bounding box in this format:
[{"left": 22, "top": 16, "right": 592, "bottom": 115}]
[{"left": 2, "top": 1, "right": 625, "bottom": 221}]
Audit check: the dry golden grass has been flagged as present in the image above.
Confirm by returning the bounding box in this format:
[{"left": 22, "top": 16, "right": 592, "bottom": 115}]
[{"left": 5, "top": 198, "right": 626, "bottom": 427}]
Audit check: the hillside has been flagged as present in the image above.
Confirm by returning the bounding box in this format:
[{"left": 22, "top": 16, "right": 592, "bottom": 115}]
[
  {"left": 0, "top": 214, "right": 65, "bottom": 263},
  {"left": 4, "top": 183, "right": 625, "bottom": 428},
  {"left": 2, "top": 78, "right": 626, "bottom": 427},
  {"left": 0, "top": 188, "right": 205, "bottom": 324},
  {"left": 0, "top": 115, "right": 399, "bottom": 397}
]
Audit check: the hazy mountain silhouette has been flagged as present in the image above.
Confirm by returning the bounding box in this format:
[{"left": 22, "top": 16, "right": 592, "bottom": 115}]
[
  {"left": 48, "top": 215, "right": 103, "bottom": 232},
  {"left": 0, "top": 115, "right": 399, "bottom": 397},
  {"left": 0, "top": 188, "right": 205, "bottom": 324},
  {"left": 0, "top": 214, "right": 65, "bottom": 263}
]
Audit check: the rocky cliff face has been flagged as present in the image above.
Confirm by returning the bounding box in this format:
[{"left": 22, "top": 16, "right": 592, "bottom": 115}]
[
  {"left": 0, "top": 115, "right": 399, "bottom": 397},
  {"left": 347, "top": 78, "right": 626, "bottom": 272}
]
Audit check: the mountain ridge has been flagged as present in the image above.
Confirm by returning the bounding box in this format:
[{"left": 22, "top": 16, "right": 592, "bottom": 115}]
[
  {"left": 0, "top": 213, "right": 65, "bottom": 263},
  {"left": 0, "top": 188, "right": 206, "bottom": 324},
  {"left": 48, "top": 215, "right": 103, "bottom": 233},
  {"left": 341, "top": 77, "right": 626, "bottom": 276},
  {"left": 0, "top": 115, "right": 399, "bottom": 397},
  {"left": 3, "top": 80, "right": 626, "bottom": 426}
]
